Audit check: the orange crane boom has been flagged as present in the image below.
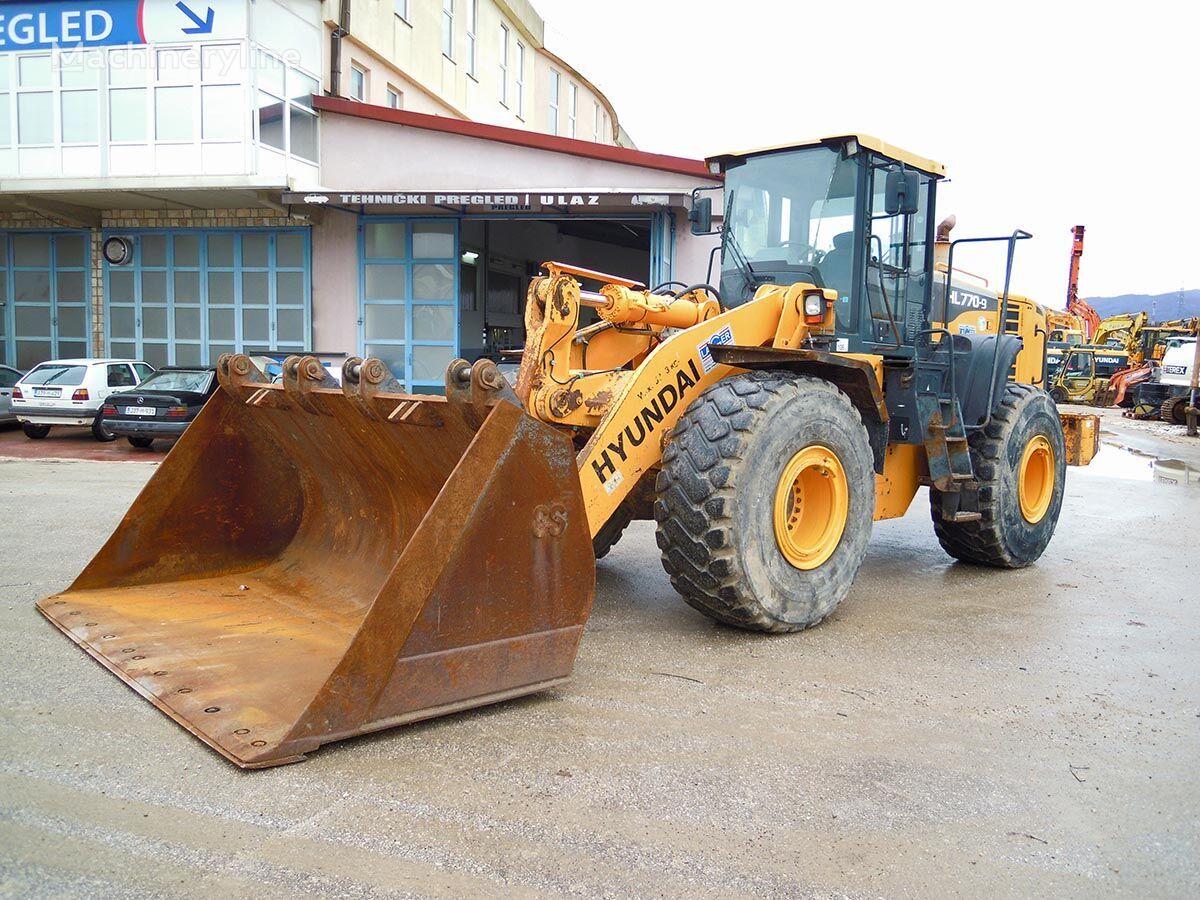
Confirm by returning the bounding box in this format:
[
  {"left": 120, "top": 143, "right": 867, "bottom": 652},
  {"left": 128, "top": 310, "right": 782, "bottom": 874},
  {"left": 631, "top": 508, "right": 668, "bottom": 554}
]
[{"left": 1065, "top": 225, "right": 1100, "bottom": 339}]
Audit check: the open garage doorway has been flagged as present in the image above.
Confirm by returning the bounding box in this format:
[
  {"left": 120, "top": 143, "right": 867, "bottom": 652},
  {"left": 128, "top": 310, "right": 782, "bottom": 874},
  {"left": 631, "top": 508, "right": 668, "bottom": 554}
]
[{"left": 457, "top": 217, "right": 653, "bottom": 362}]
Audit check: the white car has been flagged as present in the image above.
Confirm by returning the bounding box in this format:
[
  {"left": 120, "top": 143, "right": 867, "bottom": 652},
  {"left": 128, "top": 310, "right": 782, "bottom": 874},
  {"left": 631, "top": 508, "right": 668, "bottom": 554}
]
[
  {"left": 0, "top": 364, "right": 21, "bottom": 424},
  {"left": 13, "top": 359, "right": 155, "bottom": 441}
]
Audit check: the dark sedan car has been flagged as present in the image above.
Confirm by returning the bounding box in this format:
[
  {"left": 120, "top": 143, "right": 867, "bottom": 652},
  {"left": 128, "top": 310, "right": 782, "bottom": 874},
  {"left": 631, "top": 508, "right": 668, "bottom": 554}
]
[{"left": 100, "top": 367, "right": 218, "bottom": 448}]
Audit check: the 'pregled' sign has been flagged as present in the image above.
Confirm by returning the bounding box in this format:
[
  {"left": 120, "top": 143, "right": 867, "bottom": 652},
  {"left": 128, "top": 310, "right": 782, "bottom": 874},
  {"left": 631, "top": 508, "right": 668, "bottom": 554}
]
[{"left": 0, "top": 0, "right": 247, "bottom": 51}]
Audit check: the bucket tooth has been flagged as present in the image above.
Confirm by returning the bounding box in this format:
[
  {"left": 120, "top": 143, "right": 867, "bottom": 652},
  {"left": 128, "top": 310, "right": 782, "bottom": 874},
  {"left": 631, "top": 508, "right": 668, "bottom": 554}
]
[
  {"left": 217, "top": 353, "right": 273, "bottom": 403},
  {"left": 340, "top": 356, "right": 442, "bottom": 425},
  {"left": 445, "top": 358, "right": 523, "bottom": 429},
  {"left": 281, "top": 355, "right": 337, "bottom": 415}
]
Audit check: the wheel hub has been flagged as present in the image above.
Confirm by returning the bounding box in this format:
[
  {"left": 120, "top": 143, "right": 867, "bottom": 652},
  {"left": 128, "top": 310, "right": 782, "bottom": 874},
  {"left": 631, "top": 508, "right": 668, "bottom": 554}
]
[
  {"left": 1018, "top": 434, "right": 1054, "bottom": 524},
  {"left": 773, "top": 445, "right": 849, "bottom": 570}
]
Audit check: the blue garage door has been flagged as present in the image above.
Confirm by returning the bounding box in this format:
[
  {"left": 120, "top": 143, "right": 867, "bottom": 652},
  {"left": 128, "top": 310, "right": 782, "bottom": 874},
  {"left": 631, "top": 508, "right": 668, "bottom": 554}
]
[
  {"left": 0, "top": 231, "right": 91, "bottom": 370},
  {"left": 104, "top": 230, "right": 311, "bottom": 369},
  {"left": 359, "top": 219, "right": 459, "bottom": 393}
]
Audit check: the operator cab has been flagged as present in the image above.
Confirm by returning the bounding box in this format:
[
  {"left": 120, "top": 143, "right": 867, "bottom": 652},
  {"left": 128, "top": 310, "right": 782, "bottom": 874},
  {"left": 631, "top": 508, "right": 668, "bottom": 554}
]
[{"left": 703, "top": 134, "right": 945, "bottom": 357}]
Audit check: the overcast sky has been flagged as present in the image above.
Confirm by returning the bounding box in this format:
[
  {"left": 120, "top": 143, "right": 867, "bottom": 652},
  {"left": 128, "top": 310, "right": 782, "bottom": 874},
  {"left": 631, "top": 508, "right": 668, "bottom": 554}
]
[{"left": 536, "top": 0, "right": 1196, "bottom": 307}]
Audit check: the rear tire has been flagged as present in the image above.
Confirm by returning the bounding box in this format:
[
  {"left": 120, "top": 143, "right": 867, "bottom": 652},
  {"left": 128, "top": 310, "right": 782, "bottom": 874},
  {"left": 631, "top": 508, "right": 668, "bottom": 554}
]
[
  {"left": 92, "top": 415, "right": 117, "bottom": 442},
  {"left": 931, "top": 383, "right": 1066, "bottom": 568},
  {"left": 127, "top": 436, "right": 155, "bottom": 449},
  {"left": 1049, "top": 386, "right": 1068, "bottom": 404},
  {"left": 655, "top": 371, "right": 875, "bottom": 633},
  {"left": 22, "top": 423, "right": 50, "bottom": 440}
]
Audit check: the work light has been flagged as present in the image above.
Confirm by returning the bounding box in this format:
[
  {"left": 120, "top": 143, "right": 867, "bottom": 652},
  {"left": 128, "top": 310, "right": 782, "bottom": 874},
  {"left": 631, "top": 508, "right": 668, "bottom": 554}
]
[{"left": 803, "top": 292, "right": 825, "bottom": 323}]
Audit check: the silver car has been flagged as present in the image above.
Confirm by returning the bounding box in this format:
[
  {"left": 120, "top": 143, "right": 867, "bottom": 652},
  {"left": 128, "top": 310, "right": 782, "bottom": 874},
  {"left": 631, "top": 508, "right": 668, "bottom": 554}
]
[{"left": 0, "top": 364, "right": 21, "bottom": 424}]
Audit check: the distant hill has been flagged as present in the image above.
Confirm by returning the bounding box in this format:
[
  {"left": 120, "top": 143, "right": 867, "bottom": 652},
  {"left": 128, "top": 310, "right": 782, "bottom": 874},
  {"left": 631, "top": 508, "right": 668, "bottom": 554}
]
[{"left": 1087, "top": 289, "right": 1200, "bottom": 321}]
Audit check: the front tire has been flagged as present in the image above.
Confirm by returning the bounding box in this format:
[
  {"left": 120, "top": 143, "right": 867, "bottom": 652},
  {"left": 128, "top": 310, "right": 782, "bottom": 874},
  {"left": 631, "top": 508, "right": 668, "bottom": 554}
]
[
  {"left": 931, "top": 383, "right": 1066, "bottom": 568},
  {"left": 1049, "top": 386, "right": 1068, "bottom": 404},
  {"left": 22, "top": 423, "right": 50, "bottom": 439},
  {"left": 655, "top": 372, "right": 875, "bottom": 633}
]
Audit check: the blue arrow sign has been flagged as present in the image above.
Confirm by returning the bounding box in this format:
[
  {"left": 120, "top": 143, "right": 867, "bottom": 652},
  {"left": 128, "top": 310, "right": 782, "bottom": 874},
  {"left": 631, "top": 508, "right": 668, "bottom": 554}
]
[
  {"left": 176, "top": 2, "right": 214, "bottom": 35},
  {"left": 0, "top": 0, "right": 241, "bottom": 51}
]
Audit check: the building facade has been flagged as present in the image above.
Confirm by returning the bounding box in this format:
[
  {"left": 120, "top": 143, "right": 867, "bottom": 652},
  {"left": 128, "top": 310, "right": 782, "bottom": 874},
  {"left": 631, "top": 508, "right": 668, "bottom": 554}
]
[
  {"left": 0, "top": 0, "right": 717, "bottom": 390},
  {"left": 325, "top": 0, "right": 626, "bottom": 145}
]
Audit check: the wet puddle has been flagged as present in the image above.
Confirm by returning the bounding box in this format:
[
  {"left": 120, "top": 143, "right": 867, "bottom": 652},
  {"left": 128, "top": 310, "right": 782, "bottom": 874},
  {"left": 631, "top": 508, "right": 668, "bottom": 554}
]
[{"left": 1077, "top": 441, "right": 1200, "bottom": 486}]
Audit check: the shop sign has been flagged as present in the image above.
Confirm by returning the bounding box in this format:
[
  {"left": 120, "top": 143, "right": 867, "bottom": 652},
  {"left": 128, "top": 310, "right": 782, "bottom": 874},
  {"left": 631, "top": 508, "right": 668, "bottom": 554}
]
[
  {"left": 286, "top": 191, "right": 682, "bottom": 212},
  {"left": 0, "top": 0, "right": 246, "bottom": 51}
]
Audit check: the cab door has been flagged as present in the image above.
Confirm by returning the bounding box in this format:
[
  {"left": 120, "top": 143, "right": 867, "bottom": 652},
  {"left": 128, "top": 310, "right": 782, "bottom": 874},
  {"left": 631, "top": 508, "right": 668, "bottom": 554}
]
[
  {"left": 1061, "top": 350, "right": 1095, "bottom": 400},
  {"left": 862, "top": 160, "right": 934, "bottom": 352}
]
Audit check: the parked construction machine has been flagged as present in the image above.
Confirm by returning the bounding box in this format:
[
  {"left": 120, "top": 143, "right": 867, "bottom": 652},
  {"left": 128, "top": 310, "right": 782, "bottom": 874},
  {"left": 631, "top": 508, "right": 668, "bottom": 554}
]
[
  {"left": 36, "top": 135, "right": 1098, "bottom": 767},
  {"left": 1063, "top": 225, "right": 1101, "bottom": 340},
  {"left": 1131, "top": 337, "right": 1198, "bottom": 424}
]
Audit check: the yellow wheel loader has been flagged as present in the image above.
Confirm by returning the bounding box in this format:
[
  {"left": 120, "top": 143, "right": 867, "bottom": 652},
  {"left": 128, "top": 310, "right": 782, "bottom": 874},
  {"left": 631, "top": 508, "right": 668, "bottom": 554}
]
[{"left": 36, "top": 135, "right": 1098, "bottom": 767}]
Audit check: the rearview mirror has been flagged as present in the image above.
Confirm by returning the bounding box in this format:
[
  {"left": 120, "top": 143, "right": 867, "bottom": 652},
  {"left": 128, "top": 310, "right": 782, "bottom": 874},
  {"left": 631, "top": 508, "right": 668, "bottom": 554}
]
[
  {"left": 689, "top": 196, "right": 713, "bottom": 235},
  {"left": 885, "top": 170, "right": 920, "bottom": 216}
]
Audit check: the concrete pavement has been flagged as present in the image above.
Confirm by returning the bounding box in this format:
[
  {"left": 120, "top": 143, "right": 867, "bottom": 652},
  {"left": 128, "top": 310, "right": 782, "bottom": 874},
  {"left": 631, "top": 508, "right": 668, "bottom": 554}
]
[{"left": 0, "top": 431, "right": 1197, "bottom": 898}]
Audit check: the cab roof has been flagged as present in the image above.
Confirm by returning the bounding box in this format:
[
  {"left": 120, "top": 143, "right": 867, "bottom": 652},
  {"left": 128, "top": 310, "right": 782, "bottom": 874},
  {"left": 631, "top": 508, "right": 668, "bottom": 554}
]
[{"left": 708, "top": 134, "right": 946, "bottom": 178}]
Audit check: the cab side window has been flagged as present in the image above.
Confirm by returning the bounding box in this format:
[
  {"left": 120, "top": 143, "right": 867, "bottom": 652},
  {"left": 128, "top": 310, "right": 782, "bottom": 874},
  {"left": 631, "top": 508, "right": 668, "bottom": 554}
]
[
  {"left": 108, "top": 364, "right": 136, "bottom": 388},
  {"left": 865, "top": 161, "right": 931, "bottom": 345},
  {"left": 0, "top": 368, "right": 18, "bottom": 388},
  {"left": 134, "top": 363, "right": 154, "bottom": 382},
  {"left": 1064, "top": 352, "right": 1093, "bottom": 378}
]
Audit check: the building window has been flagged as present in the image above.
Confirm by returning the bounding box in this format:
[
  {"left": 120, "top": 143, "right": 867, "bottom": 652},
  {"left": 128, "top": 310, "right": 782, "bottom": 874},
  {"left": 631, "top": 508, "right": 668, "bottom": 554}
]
[
  {"left": 442, "top": 0, "right": 454, "bottom": 60},
  {"left": 515, "top": 42, "right": 525, "bottom": 119},
  {"left": 155, "top": 86, "right": 194, "bottom": 141},
  {"left": 104, "top": 230, "right": 311, "bottom": 368},
  {"left": 109, "top": 88, "right": 147, "bottom": 142},
  {"left": 498, "top": 24, "right": 509, "bottom": 107},
  {"left": 17, "top": 92, "right": 53, "bottom": 145},
  {"left": 593, "top": 101, "right": 601, "bottom": 141},
  {"left": 0, "top": 232, "right": 91, "bottom": 370},
  {"left": 387, "top": 87, "right": 403, "bottom": 109},
  {"left": 361, "top": 220, "right": 459, "bottom": 391},
  {"left": 201, "top": 85, "right": 241, "bottom": 141},
  {"left": 350, "top": 65, "right": 366, "bottom": 102},
  {"left": 466, "top": 0, "right": 478, "bottom": 78},
  {"left": 254, "top": 51, "right": 320, "bottom": 163},
  {"left": 567, "top": 83, "right": 577, "bottom": 138},
  {"left": 394, "top": 0, "right": 409, "bottom": 21},
  {"left": 547, "top": 70, "right": 559, "bottom": 136}
]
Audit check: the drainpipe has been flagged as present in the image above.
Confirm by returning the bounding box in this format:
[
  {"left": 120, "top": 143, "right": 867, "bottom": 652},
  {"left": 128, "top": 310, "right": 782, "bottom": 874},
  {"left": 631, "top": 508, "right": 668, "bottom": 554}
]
[{"left": 329, "top": 0, "right": 350, "bottom": 98}]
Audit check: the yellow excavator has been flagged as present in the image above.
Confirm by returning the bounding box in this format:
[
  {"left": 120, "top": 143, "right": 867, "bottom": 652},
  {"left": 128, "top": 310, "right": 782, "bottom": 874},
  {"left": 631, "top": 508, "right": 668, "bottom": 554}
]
[{"left": 36, "top": 135, "right": 1098, "bottom": 767}]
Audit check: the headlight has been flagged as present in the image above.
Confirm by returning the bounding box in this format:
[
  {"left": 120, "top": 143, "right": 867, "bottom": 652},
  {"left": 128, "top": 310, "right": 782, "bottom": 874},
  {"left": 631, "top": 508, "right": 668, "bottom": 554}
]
[{"left": 803, "top": 293, "right": 824, "bottom": 318}]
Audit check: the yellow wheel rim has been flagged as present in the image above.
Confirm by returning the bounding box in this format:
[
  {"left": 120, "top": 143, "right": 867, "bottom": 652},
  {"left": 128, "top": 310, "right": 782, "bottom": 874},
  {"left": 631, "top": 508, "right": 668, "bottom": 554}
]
[
  {"left": 1018, "top": 434, "right": 1055, "bottom": 524},
  {"left": 773, "top": 445, "right": 849, "bottom": 570}
]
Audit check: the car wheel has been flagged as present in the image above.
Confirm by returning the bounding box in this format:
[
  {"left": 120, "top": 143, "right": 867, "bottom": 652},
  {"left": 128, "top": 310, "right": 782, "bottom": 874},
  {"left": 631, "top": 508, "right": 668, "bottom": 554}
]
[
  {"left": 128, "top": 436, "right": 155, "bottom": 449},
  {"left": 92, "top": 415, "right": 118, "bottom": 442},
  {"left": 22, "top": 423, "right": 50, "bottom": 440}
]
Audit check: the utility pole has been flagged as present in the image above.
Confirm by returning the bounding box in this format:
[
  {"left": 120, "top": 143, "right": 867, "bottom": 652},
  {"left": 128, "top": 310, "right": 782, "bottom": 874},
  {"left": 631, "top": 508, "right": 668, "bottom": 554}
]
[{"left": 1188, "top": 332, "right": 1199, "bottom": 437}]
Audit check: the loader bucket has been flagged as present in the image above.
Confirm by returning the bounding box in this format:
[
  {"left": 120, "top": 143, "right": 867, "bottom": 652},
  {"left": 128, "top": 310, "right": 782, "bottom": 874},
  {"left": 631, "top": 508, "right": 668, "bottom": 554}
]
[{"left": 36, "top": 355, "right": 594, "bottom": 768}]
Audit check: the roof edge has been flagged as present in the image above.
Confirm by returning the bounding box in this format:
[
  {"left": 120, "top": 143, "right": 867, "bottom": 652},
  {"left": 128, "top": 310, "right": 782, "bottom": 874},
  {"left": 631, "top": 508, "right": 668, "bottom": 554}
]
[
  {"left": 313, "top": 96, "right": 716, "bottom": 180},
  {"left": 710, "top": 133, "right": 947, "bottom": 177}
]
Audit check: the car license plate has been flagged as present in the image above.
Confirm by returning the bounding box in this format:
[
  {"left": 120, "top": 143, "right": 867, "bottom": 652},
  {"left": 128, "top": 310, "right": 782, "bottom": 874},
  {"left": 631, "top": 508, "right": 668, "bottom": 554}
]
[
  {"left": 125, "top": 406, "right": 156, "bottom": 416},
  {"left": 34, "top": 388, "right": 58, "bottom": 398}
]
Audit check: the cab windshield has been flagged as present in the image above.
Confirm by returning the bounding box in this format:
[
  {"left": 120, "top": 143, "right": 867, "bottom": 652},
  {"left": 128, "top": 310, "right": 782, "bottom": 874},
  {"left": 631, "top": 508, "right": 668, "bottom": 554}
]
[{"left": 720, "top": 146, "right": 858, "bottom": 306}]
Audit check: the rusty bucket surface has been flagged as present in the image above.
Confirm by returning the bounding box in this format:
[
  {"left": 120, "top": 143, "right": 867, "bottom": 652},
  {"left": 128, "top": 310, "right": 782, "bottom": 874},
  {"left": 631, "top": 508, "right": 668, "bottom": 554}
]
[{"left": 36, "top": 355, "right": 595, "bottom": 768}]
